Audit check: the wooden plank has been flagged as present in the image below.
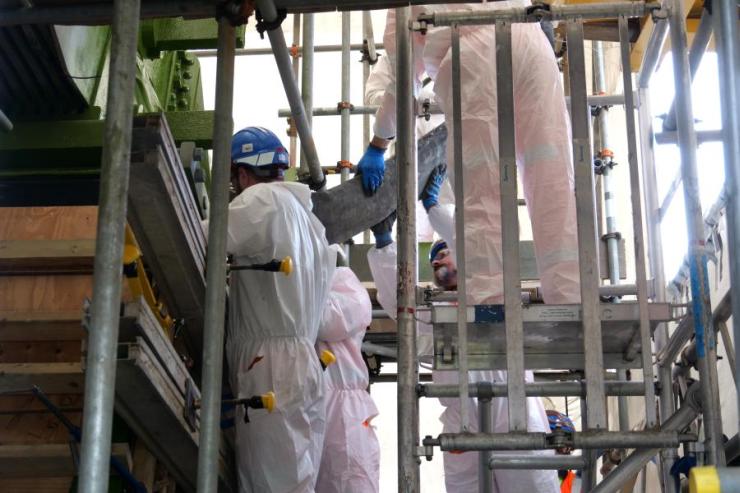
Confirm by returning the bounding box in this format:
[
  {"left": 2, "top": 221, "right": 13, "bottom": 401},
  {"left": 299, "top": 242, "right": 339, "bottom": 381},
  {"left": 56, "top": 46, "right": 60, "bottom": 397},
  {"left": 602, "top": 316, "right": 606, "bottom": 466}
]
[
  {"left": 0, "top": 320, "right": 84, "bottom": 342},
  {"left": 0, "top": 478, "right": 74, "bottom": 493},
  {"left": 0, "top": 362, "right": 84, "bottom": 393},
  {"left": 0, "top": 443, "right": 131, "bottom": 478},
  {"left": 0, "top": 206, "right": 97, "bottom": 241},
  {"left": 0, "top": 239, "right": 95, "bottom": 275},
  {"left": 0, "top": 341, "right": 82, "bottom": 363}
]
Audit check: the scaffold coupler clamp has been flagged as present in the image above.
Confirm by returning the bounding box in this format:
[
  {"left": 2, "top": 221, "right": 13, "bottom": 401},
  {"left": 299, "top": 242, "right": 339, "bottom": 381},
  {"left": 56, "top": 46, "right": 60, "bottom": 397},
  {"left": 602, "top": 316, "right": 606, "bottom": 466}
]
[
  {"left": 421, "top": 435, "right": 437, "bottom": 461},
  {"left": 255, "top": 5, "right": 287, "bottom": 38},
  {"left": 594, "top": 148, "right": 617, "bottom": 174},
  {"left": 410, "top": 15, "right": 431, "bottom": 35},
  {"left": 525, "top": 2, "right": 552, "bottom": 21},
  {"left": 419, "top": 98, "right": 432, "bottom": 122},
  {"left": 360, "top": 40, "right": 380, "bottom": 65},
  {"left": 547, "top": 427, "right": 572, "bottom": 451},
  {"left": 218, "top": 0, "right": 253, "bottom": 26}
]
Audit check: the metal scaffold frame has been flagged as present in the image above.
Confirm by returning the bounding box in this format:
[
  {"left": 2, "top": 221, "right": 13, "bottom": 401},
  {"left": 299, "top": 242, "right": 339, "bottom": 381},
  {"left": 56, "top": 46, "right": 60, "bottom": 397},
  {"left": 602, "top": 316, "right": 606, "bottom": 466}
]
[{"left": 2, "top": 0, "right": 735, "bottom": 491}]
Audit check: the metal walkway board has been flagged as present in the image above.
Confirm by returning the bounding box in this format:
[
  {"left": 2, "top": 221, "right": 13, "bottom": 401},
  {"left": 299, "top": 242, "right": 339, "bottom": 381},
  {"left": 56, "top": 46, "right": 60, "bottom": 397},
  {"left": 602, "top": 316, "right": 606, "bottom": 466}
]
[{"left": 432, "top": 302, "right": 674, "bottom": 370}]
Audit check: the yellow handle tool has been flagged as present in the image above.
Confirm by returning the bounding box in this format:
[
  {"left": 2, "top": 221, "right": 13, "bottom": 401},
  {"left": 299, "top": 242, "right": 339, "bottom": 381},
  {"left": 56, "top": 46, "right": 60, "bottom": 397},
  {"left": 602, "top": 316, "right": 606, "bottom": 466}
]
[{"left": 230, "top": 256, "right": 293, "bottom": 276}]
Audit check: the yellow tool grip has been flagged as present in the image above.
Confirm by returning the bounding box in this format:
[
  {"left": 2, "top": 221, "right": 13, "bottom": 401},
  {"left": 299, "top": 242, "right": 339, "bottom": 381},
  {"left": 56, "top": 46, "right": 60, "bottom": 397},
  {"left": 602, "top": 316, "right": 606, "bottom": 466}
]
[
  {"left": 279, "top": 256, "right": 293, "bottom": 276},
  {"left": 261, "top": 392, "right": 276, "bottom": 413},
  {"left": 689, "top": 466, "right": 721, "bottom": 493},
  {"left": 320, "top": 349, "right": 337, "bottom": 368}
]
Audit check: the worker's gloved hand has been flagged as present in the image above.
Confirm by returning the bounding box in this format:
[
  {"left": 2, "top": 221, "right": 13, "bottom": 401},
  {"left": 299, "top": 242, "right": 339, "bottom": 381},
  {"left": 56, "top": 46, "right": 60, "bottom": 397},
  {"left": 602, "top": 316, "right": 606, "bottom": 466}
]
[
  {"left": 357, "top": 144, "right": 386, "bottom": 195},
  {"left": 371, "top": 211, "right": 396, "bottom": 249},
  {"left": 420, "top": 164, "right": 446, "bottom": 212}
]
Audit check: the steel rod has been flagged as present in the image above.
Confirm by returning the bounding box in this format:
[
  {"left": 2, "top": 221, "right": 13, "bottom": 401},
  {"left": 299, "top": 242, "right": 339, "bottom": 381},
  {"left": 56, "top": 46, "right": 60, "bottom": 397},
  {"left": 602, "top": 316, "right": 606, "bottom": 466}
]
[
  {"left": 478, "top": 392, "right": 493, "bottom": 492},
  {"left": 289, "top": 14, "right": 301, "bottom": 168},
  {"left": 668, "top": 0, "right": 725, "bottom": 465},
  {"left": 567, "top": 19, "right": 607, "bottom": 430},
  {"left": 300, "top": 12, "right": 314, "bottom": 174},
  {"left": 489, "top": 455, "right": 587, "bottom": 470},
  {"left": 417, "top": 2, "right": 662, "bottom": 27},
  {"left": 495, "top": 19, "right": 526, "bottom": 433},
  {"left": 637, "top": 18, "right": 669, "bottom": 88},
  {"left": 450, "top": 23, "right": 470, "bottom": 433},
  {"left": 425, "top": 283, "right": 641, "bottom": 302},
  {"left": 362, "top": 10, "right": 373, "bottom": 244},
  {"left": 713, "top": 0, "right": 740, "bottom": 431},
  {"left": 195, "top": 17, "right": 235, "bottom": 493},
  {"left": 395, "top": 7, "right": 420, "bottom": 492},
  {"left": 433, "top": 430, "right": 683, "bottom": 452},
  {"left": 193, "top": 42, "right": 386, "bottom": 57},
  {"left": 77, "top": 0, "right": 140, "bottom": 491},
  {"left": 362, "top": 341, "right": 397, "bottom": 358},
  {"left": 662, "top": 8, "right": 713, "bottom": 132},
  {"left": 340, "top": 11, "right": 351, "bottom": 183},
  {"left": 654, "top": 128, "right": 724, "bottom": 145},
  {"left": 620, "top": 15, "right": 657, "bottom": 428},
  {"left": 256, "top": 0, "right": 324, "bottom": 189},
  {"left": 590, "top": 398, "right": 701, "bottom": 493},
  {"left": 419, "top": 381, "right": 646, "bottom": 398}
]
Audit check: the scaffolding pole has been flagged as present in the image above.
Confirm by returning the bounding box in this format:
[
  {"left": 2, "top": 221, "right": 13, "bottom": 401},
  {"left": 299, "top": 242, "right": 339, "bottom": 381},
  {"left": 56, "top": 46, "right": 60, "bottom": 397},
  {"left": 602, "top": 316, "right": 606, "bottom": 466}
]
[
  {"left": 667, "top": 0, "right": 725, "bottom": 465},
  {"left": 712, "top": 0, "right": 740, "bottom": 431},
  {"left": 340, "top": 11, "right": 351, "bottom": 184},
  {"left": 77, "top": 1, "right": 140, "bottom": 492},
  {"left": 619, "top": 15, "right": 657, "bottom": 428},
  {"left": 362, "top": 10, "right": 375, "bottom": 244},
  {"left": 196, "top": 17, "right": 235, "bottom": 493},
  {"left": 300, "top": 13, "right": 314, "bottom": 175},
  {"left": 478, "top": 385, "right": 493, "bottom": 493},
  {"left": 395, "top": 7, "right": 420, "bottom": 492},
  {"left": 451, "top": 23, "right": 471, "bottom": 433},
  {"left": 289, "top": 14, "right": 301, "bottom": 168}
]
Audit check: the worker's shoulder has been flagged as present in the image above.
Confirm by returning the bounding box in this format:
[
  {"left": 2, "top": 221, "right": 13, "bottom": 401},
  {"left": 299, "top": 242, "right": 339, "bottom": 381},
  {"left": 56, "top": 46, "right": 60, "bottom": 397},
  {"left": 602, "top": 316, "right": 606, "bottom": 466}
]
[{"left": 232, "top": 182, "right": 311, "bottom": 210}]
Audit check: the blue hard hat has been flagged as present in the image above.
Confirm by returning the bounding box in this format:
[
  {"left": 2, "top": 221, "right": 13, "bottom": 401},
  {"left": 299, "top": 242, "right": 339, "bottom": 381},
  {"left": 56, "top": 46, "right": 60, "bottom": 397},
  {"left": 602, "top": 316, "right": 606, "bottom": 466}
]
[
  {"left": 546, "top": 410, "right": 575, "bottom": 433},
  {"left": 429, "top": 239, "right": 448, "bottom": 263},
  {"left": 231, "top": 127, "right": 289, "bottom": 176}
]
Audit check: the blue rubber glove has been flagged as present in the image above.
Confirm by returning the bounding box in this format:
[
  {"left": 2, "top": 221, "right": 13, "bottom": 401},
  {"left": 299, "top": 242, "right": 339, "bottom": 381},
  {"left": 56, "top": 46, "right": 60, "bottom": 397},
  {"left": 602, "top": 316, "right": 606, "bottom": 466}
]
[
  {"left": 371, "top": 211, "right": 396, "bottom": 249},
  {"left": 420, "top": 165, "right": 446, "bottom": 212},
  {"left": 357, "top": 144, "right": 386, "bottom": 195}
]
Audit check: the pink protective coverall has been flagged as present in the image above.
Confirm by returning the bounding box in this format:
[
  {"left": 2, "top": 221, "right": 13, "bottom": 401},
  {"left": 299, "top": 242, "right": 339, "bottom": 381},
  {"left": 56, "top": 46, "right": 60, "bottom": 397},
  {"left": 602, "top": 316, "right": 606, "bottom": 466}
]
[{"left": 315, "top": 267, "right": 380, "bottom": 493}]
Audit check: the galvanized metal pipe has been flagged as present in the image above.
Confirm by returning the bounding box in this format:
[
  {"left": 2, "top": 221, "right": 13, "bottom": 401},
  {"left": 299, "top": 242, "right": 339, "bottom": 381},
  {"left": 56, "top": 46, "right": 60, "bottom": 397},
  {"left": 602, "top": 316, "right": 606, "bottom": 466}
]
[
  {"left": 668, "top": 0, "right": 725, "bottom": 465},
  {"left": 77, "top": 0, "right": 140, "bottom": 492},
  {"left": 637, "top": 18, "right": 669, "bottom": 88},
  {"left": 417, "top": 1, "right": 661, "bottom": 26},
  {"left": 300, "top": 13, "right": 314, "bottom": 175},
  {"left": 340, "top": 11, "right": 351, "bottom": 183},
  {"left": 620, "top": 15, "right": 657, "bottom": 428},
  {"left": 425, "top": 283, "right": 641, "bottom": 303},
  {"left": 255, "top": 0, "right": 324, "bottom": 189},
  {"left": 655, "top": 129, "right": 724, "bottom": 145},
  {"left": 662, "top": 8, "right": 714, "bottom": 132},
  {"left": 196, "top": 17, "right": 235, "bottom": 493},
  {"left": 0, "top": 108, "right": 12, "bottom": 132},
  {"left": 567, "top": 19, "right": 607, "bottom": 430},
  {"left": 489, "top": 455, "right": 587, "bottom": 470},
  {"left": 193, "top": 42, "right": 386, "bottom": 58},
  {"left": 394, "top": 7, "right": 420, "bottom": 492},
  {"left": 590, "top": 399, "right": 701, "bottom": 493},
  {"left": 450, "top": 24, "right": 471, "bottom": 433},
  {"left": 433, "top": 430, "right": 682, "bottom": 452},
  {"left": 713, "top": 0, "right": 740, "bottom": 430},
  {"left": 419, "top": 381, "right": 646, "bottom": 398},
  {"left": 361, "top": 11, "right": 373, "bottom": 245},
  {"left": 289, "top": 14, "right": 301, "bottom": 168},
  {"left": 362, "top": 341, "right": 397, "bottom": 358},
  {"left": 478, "top": 392, "right": 493, "bottom": 493}
]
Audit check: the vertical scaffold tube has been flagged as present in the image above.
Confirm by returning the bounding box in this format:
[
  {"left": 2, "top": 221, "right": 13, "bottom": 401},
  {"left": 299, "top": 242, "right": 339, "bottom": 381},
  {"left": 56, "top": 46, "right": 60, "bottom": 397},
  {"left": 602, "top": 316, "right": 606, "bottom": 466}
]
[
  {"left": 340, "top": 11, "right": 351, "bottom": 183},
  {"left": 300, "top": 13, "right": 314, "bottom": 174},
  {"left": 77, "top": 1, "right": 140, "bottom": 491},
  {"left": 395, "top": 7, "right": 420, "bottom": 492},
  {"left": 712, "top": 0, "right": 740, "bottom": 431},
  {"left": 196, "top": 17, "right": 235, "bottom": 493},
  {"left": 450, "top": 24, "right": 470, "bottom": 432},
  {"left": 668, "top": 0, "right": 725, "bottom": 465}
]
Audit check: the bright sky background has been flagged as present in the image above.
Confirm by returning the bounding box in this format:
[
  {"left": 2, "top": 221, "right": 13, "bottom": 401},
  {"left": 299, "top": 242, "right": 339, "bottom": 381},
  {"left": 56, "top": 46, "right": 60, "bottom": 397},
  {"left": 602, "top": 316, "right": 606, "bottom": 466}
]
[{"left": 199, "top": 12, "right": 727, "bottom": 492}]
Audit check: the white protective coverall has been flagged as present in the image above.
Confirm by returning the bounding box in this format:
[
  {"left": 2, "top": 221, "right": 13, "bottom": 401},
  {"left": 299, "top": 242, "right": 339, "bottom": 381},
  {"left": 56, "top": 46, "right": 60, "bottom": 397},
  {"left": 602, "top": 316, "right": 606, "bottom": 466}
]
[
  {"left": 315, "top": 267, "right": 380, "bottom": 493},
  {"left": 373, "top": 3, "right": 581, "bottom": 305},
  {"left": 225, "top": 181, "right": 336, "bottom": 493},
  {"left": 368, "top": 240, "right": 559, "bottom": 493}
]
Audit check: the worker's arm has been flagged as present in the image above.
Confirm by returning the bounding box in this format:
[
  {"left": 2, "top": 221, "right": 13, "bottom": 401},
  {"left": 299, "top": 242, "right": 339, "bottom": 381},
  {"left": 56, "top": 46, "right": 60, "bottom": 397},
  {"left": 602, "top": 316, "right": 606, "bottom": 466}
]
[{"left": 318, "top": 267, "right": 372, "bottom": 342}]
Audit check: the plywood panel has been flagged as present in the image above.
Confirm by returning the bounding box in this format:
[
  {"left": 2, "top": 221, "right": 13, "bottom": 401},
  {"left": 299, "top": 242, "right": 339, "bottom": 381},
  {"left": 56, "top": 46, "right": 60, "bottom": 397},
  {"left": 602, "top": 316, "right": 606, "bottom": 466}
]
[
  {"left": 0, "top": 341, "right": 82, "bottom": 363},
  {"left": 0, "top": 477, "right": 74, "bottom": 493},
  {"left": 0, "top": 206, "right": 97, "bottom": 241}
]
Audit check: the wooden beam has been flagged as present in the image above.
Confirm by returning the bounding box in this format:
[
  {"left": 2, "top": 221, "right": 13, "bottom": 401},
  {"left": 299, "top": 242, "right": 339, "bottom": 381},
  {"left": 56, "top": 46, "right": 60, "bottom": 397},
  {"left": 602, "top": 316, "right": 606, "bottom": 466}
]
[
  {"left": 0, "top": 443, "right": 131, "bottom": 478},
  {"left": 0, "top": 320, "right": 84, "bottom": 342},
  {"left": 0, "top": 239, "right": 95, "bottom": 275},
  {"left": 0, "top": 362, "right": 84, "bottom": 393}
]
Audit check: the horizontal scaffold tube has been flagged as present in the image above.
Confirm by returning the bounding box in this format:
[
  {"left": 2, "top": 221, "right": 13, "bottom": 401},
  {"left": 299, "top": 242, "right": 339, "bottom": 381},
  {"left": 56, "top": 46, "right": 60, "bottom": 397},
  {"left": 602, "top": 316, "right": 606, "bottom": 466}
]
[
  {"left": 426, "top": 430, "right": 686, "bottom": 452},
  {"left": 416, "top": 1, "right": 662, "bottom": 27},
  {"left": 418, "top": 381, "right": 646, "bottom": 398},
  {"left": 489, "top": 455, "right": 588, "bottom": 470}
]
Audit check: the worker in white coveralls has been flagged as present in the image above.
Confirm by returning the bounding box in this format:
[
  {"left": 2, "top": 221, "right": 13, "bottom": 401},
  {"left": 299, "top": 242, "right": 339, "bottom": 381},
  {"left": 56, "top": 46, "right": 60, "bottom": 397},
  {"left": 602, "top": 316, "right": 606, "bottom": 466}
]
[
  {"left": 224, "top": 126, "right": 336, "bottom": 493},
  {"left": 315, "top": 266, "right": 380, "bottom": 493},
  {"left": 361, "top": 5, "right": 581, "bottom": 490}
]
